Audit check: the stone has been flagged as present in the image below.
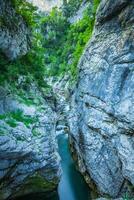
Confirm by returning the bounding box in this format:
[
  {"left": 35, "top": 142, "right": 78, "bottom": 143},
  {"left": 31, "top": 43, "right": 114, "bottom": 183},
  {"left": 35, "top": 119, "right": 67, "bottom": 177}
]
[
  {"left": 69, "top": 0, "right": 134, "bottom": 198},
  {"left": 0, "top": 84, "right": 61, "bottom": 199},
  {"left": 0, "top": 0, "right": 31, "bottom": 60}
]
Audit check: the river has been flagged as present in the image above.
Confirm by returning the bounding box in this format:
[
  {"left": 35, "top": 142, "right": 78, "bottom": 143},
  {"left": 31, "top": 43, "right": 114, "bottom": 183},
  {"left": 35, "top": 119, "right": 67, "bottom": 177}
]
[
  {"left": 13, "top": 133, "right": 91, "bottom": 200},
  {"left": 57, "top": 133, "right": 91, "bottom": 200}
]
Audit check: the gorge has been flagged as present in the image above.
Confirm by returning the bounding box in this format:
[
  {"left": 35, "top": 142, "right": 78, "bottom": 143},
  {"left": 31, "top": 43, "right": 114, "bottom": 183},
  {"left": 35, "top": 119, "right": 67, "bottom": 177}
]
[{"left": 0, "top": 0, "right": 134, "bottom": 200}]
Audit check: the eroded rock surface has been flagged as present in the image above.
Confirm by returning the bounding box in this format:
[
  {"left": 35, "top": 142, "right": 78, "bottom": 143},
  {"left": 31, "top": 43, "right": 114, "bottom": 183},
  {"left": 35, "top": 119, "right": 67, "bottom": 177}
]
[
  {"left": 0, "top": 83, "right": 61, "bottom": 200},
  {"left": 69, "top": 0, "right": 134, "bottom": 198},
  {"left": 0, "top": 0, "right": 31, "bottom": 60}
]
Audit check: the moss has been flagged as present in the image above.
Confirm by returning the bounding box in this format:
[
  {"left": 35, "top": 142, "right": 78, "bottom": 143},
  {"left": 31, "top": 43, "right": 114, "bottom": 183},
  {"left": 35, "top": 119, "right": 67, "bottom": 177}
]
[
  {"left": 6, "top": 119, "right": 18, "bottom": 128},
  {"left": 32, "top": 129, "right": 42, "bottom": 137},
  {"left": 11, "top": 0, "right": 38, "bottom": 27},
  {"left": 0, "top": 130, "right": 6, "bottom": 136},
  {"left": 9, "top": 110, "right": 37, "bottom": 128},
  {"left": 26, "top": 175, "right": 56, "bottom": 190},
  {"left": 0, "top": 114, "right": 6, "bottom": 120},
  {"left": 14, "top": 174, "right": 57, "bottom": 197},
  {"left": 0, "top": 17, "right": 5, "bottom": 27},
  {"left": 0, "top": 110, "right": 37, "bottom": 128}
]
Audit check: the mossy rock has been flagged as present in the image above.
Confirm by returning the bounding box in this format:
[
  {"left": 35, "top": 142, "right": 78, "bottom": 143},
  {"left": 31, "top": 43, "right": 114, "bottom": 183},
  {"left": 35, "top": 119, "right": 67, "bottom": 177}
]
[{"left": 12, "top": 174, "right": 58, "bottom": 199}]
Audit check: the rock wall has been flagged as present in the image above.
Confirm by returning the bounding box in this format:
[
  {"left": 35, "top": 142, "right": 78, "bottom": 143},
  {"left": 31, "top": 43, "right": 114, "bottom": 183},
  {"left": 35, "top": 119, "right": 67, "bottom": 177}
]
[
  {"left": 0, "top": 0, "right": 31, "bottom": 60},
  {"left": 0, "top": 1, "right": 61, "bottom": 199},
  {"left": 28, "top": 0, "right": 63, "bottom": 12},
  {"left": 0, "top": 82, "right": 61, "bottom": 200},
  {"left": 69, "top": 0, "right": 134, "bottom": 198},
  {"left": 68, "top": 1, "right": 90, "bottom": 24}
]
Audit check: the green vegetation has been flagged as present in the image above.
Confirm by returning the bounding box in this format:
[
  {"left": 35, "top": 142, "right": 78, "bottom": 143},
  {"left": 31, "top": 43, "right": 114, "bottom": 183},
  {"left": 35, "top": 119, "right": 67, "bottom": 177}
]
[
  {"left": 42, "top": 0, "right": 100, "bottom": 80},
  {"left": 123, "top": 193, "right": 133, "bottom": 200},
  {"left": 6, "top": 119, "right": 18, "bottom": 128},
  {"left": 63, "top": 0, "right": 83, "bottom": 17},
  {"left": 32, "top": 128, "right": 42, "bottom": 137},
  {"left": 0, "top": 0, "right": 47, "bottom": 89},
  {"left": 0, "top": 110, "right": 37, "bottom": 128},
  {"left": 0, "top": 128, "right": 7, "bottom": 136},
  {"left": 11, "top": 110, "right": 37, "bottom": 127},
  {"left": 18, "top": 174, "right": 56, "bottom": 195},
  {"left": 11, "top": 0, "right": 39, "bottom": 27},
  {"left": 0, "top": 0, "right": 100, "bottom": 90}
]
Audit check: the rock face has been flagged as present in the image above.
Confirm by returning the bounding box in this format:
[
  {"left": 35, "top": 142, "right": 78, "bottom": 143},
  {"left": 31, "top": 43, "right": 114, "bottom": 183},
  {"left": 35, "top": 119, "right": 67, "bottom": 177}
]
[
  {"left": 28, "top": 0, "right": 63, "bottom": 12},
  {"left": 0, "top": 83, "right": 61, "bottom": 199},
  {"left": 0, "top": 1, "right": 61, "bottom": 199},
  {"left": 0, "top": 0, "right": 31, "bottom": 60},
  {"left": 69, "top": 0, "right": 134, "bottom": 198},
  {"left": 68, "top": 1, "right": 90, "bottom": 24}
]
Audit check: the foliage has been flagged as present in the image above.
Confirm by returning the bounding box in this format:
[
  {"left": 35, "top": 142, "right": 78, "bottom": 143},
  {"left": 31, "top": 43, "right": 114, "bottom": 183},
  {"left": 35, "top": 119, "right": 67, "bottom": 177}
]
[
  {"left": 0, "top": 0, "right": 100, "bottom": 89},
  {"left": 62, "top": 0, "right": 83, "bottom": 18},
  {"left": 0, "top": 110, "right": 37, "bottom": 128},
  {"left": 11, "top": 0, "right": 39, "bottom": 27},
  {"left": 42, "top": 0, "right": 100, "bottom": 80},
  {"left": 6, "top": 119, "right": 18, "bottom": 128},
  {"left": 10, "top": 110, "right": 37, "bottom": 127},
  {"left": 0, "top": 0, "right": 48, "bottom": 89}
]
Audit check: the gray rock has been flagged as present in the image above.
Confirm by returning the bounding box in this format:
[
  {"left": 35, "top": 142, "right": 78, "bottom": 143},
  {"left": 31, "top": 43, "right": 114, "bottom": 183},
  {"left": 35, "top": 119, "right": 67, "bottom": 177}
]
[
  {"left": 69, "top": 0, "right": 134, "bottom": 198},
  {"left": 68, "top": 1, "right": 91, "bottom": 24},
  {"left": 0, "top": 0, "right": 31, "bottom": 60},
  {"left": 28, "top": 0, "right": 63, "bottom": 12},
  {"left": 0, "top": 84, "right": 61, "bottom": 199}
]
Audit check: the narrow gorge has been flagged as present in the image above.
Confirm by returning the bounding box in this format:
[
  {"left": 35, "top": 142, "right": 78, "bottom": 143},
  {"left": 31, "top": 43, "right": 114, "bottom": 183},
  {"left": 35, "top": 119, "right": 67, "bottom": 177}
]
[{"left": 0, "top": 0, "right": 133, "bottom": 200}]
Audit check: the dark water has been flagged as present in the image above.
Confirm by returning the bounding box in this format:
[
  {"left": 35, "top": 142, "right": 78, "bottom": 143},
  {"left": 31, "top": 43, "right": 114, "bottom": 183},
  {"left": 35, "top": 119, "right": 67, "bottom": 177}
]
[
  {"left": 57, "top": 134, "right": 91, "bottom": 200},
  {"left": 13, "top": 134, "right": 91, "bottom": 200}
]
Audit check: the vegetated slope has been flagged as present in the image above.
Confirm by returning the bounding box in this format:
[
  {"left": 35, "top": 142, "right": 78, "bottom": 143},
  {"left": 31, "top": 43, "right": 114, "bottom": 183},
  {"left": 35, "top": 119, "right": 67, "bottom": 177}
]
[{"left": 42, "top": 0, "right": 100, "bottom": 81}]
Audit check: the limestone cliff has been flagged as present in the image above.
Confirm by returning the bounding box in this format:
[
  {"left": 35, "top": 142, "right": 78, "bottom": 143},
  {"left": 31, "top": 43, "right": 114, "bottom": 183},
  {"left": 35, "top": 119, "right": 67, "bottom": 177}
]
[
  {"left": 0, "top": 0, "right": 31, "bottom": 60},
  {"left": 69, "top": 0, "right": 134, "bottom": 198}
]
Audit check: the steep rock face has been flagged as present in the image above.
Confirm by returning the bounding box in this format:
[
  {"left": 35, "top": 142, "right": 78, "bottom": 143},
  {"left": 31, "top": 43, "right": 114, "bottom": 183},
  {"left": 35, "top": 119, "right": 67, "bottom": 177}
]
[
  {"left": 0, "top": 0, "right": 31, "bottom": 60},
  {"left": 68, "top": 1, "right": 90, "bottom": 24},
  {"left": 69, "top": 0, "right": 134, "bottom": 198},
  {"left": 0, "top": 82, "right": 61, "bottom": 199},
  {"left": 28, "top": 0, "right": 63, "bottom": 12}
]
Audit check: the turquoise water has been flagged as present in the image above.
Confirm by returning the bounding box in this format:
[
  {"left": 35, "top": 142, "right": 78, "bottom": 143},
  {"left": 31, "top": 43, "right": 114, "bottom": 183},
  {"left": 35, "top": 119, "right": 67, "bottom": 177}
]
[
  {"left": 12, "top": 134, "right": 91, "bottom": 200},
  {"left": 57, "top": 134, "right": 91, "bottom": 200}
]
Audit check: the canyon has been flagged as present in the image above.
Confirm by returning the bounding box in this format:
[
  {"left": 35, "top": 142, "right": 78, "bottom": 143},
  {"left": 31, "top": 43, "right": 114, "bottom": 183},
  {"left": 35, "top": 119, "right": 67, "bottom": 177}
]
[{"left": 0, "top": 0, "right": 133, "bottom": 199}]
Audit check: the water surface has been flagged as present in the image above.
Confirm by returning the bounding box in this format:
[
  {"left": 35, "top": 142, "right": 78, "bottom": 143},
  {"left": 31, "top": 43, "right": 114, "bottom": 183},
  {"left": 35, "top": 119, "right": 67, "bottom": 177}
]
[
  {"left": 13, "top": 134, "right": 91, "bottom": 200},
  {"left": 57, "top": 133, "right": 91, "bottom": 200}
]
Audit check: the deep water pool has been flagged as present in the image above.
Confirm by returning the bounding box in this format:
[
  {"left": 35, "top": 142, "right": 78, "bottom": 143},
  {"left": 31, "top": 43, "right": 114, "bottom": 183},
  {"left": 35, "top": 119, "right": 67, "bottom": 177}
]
[
  {"left": 12, "top": 134, "right": 91, "bottom": 200},
  {"left": 57, "top": 133, "right": 91, "bottom": 200}
]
